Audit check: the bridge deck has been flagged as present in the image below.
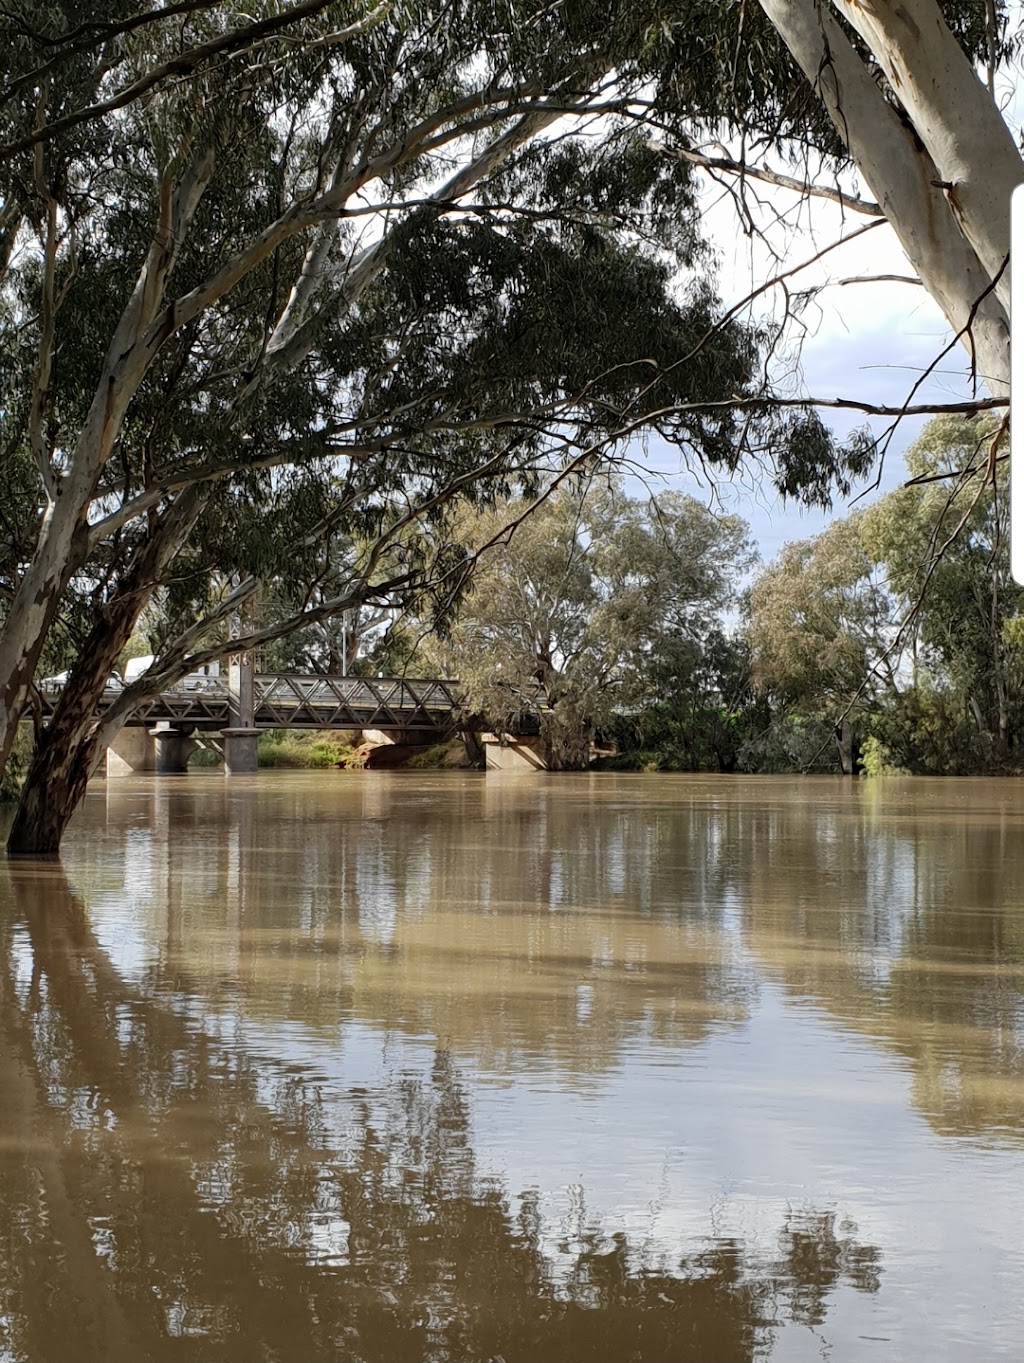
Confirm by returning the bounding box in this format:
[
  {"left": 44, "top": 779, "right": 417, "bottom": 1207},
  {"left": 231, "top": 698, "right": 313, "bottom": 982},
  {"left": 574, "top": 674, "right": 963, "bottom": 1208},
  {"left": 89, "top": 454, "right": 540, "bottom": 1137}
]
[{"left": 40, "top": 675, "right": 461, "bottom": 732}]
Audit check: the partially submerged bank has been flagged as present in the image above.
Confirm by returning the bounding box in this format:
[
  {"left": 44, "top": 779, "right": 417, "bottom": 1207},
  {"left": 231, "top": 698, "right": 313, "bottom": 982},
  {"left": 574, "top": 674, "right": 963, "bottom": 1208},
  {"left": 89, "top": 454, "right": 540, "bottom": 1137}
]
[{"left": 255, "top": 731, "right": 475, "bottom": 773}]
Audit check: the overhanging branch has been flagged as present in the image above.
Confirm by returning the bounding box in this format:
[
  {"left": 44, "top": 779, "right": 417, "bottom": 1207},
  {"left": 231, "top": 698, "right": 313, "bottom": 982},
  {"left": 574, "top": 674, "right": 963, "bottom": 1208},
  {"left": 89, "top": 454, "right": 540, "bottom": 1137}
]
[{"left": 650, "top": 140, "right": 883, "bottom": 217}]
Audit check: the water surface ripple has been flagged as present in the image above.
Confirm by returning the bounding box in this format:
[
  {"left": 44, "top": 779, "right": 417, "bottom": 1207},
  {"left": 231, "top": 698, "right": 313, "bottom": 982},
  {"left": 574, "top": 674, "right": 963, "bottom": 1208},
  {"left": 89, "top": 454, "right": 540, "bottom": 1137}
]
[{"left": 2, "top": 772, "right": 1023, "bottom": 1360}]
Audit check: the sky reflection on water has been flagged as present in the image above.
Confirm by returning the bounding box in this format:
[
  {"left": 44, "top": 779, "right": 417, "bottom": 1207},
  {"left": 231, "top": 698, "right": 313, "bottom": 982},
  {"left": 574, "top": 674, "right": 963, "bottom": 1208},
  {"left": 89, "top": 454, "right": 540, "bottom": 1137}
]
[{"left": 2, "top": 772, "right": 1024, "bottom": 1360}]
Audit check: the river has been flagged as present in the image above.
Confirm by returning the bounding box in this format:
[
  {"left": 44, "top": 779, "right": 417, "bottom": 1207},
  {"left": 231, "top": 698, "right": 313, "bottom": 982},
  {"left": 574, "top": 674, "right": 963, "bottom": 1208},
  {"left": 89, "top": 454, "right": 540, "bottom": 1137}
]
[{"left": 2, "top": 772, "right": 1023, "bottom": 1361}]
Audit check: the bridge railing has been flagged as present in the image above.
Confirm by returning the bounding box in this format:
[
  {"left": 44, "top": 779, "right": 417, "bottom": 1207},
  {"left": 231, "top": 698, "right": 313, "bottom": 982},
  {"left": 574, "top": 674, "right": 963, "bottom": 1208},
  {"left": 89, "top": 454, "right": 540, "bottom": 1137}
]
[
  {"left": 250, "top": 674, "right": 461, "bottom": 726},
  {"left": 37, "top": 672, "right": 462, "bottom": 730}
]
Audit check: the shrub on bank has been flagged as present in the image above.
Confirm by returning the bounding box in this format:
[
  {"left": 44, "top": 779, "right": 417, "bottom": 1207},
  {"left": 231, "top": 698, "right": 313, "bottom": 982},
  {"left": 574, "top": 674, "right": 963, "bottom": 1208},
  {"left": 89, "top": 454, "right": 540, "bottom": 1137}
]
[
  {"left": 189, "top": 746, "right": 222, "bottom": 768},
  {"left": 606, "top": 703, "right": 753, "bottom": 773},
  {"left": 258, "top": 730, "right": 359, "bottom": 769},
  {"left": 860, "top": 735, "right": 908, "bottom": 778}
]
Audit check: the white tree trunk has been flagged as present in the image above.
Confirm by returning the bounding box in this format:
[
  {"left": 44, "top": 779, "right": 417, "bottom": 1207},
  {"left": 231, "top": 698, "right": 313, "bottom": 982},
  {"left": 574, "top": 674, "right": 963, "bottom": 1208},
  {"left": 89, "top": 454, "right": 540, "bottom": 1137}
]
[
  {"left": 831, "top": 0, "right": 1023, "bottom": 309},
  {"left": 0, "top": 148, "right": 216, "bottom": 773},
  {"left": 758, "top": 0, "right": 1011, "bottom": 396}
]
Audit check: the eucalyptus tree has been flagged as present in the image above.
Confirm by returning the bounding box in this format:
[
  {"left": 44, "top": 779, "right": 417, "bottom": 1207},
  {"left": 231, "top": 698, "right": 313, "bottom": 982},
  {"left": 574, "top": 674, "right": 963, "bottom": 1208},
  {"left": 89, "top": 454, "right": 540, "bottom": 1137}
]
[
  {"left": 745, "top": 517, "right": 892, "bottom": 773},
  {"left": 861, "top": 415, "right": 1024, "bottom": 768},
  {"left": 425, "top": 481, "right": 753, "bottom": 768},
  {"left": 745, "top": 416, "right": 1024, "bottom": 775},
  {"left": 1, "top": 0, "right": 884, "bottom": 852}
]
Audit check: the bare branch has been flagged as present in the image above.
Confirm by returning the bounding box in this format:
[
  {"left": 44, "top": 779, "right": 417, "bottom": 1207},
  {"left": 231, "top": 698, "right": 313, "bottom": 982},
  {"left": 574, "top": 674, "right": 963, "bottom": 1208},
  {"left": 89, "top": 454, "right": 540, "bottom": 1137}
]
[
  {"left": 649, "top": 139, "right": 883, "bottom": 216},
  {"left": 836, "top": 274, "right": 922, "bottom": 287}
]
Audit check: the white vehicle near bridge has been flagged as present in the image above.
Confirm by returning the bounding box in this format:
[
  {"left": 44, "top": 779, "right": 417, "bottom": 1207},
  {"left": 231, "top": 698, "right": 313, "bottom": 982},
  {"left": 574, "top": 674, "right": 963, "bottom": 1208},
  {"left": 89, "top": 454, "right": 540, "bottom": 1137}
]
[{"left": 122, "top": 656, "right": 222, "bottom": 691}]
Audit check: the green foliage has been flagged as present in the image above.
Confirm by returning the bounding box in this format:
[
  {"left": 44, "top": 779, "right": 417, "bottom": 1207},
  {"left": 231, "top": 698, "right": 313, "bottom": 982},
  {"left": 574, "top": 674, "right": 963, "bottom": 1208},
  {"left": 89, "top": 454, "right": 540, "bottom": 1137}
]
[
  {"left": 738, "top": 713, "right": 840, "bottom": 775},
  {"left": 860, "top": 416, "right": 1024, "bottom": 769},
  {"left": 422, "top": 478, "right": 753, "bottom": 768},
  {"left": 859, "top": 735, "right": 906, "bottom": 778},
  {"left": 608, "top": 702, "right": 754, "bottom": 772},
  {"left": 866, "top": 686, "right": 995, "bottom": 776},
  {"left": 0, "top": 726, "right": 32, "bottom": 803},
  {"left": 742, "top": 415, "right": 1024, "bottom": 776},
  {"left": 188, "top": 746, "right": 222, "bottom": 769},
  {"left": 746, "top": 516, "right": 887, "bottom": 711},
  {"left": 257, "top": 731, "right": 356, "bottom": 769},
  {"left": 0, "top": 0, "right": 883, "bottom": 662}
]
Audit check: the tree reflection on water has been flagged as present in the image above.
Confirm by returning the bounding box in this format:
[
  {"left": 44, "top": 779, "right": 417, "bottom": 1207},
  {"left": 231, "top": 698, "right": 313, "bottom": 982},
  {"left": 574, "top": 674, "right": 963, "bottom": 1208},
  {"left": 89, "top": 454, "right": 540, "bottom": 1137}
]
[{"left": 0, "top": 860, "right": 880, "bottom": 1363}]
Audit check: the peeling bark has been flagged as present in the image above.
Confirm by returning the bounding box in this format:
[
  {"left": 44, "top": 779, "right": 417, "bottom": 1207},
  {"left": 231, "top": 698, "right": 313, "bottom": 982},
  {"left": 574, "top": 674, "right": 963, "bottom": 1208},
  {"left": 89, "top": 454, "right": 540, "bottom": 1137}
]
[{"left": 831, "top": 0, "right": 1022, "bottom": 307}]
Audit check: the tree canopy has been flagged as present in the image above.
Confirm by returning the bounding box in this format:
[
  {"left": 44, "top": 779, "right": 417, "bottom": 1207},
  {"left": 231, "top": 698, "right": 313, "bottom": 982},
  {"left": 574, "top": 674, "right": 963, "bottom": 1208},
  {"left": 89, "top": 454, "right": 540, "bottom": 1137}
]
[
  {"left": 2, "top": 0, "right": 1019, "bottom": 848},
  {"left": 0, "top": 0, "right": 883, "bottom": 851},
  {"left": 742, "top": 416, "right": 1024, "bottom": 776},
  {"left": 416, "top": 478, "right": 753, "bottom": 768}
]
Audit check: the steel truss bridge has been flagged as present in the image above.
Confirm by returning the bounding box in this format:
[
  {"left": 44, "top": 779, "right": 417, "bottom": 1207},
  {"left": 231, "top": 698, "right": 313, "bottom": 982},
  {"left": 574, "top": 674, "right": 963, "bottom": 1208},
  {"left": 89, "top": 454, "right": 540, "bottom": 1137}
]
[{"left": 40, "top": 674, "right": 461, "bottom": 733}]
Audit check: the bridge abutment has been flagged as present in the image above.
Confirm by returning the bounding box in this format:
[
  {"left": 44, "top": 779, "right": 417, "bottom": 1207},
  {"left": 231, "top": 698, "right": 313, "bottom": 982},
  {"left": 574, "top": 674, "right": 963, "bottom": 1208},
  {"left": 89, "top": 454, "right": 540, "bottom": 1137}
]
[{"left": 480, "top": 733, "right": 548, "bottom": 772}]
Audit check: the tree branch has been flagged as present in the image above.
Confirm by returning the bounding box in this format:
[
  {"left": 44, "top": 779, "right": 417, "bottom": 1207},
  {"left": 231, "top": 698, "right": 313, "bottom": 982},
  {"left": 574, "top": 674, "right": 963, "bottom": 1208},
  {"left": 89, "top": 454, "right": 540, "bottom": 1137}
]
[
  {"left": 650, "top": 139, "right": 883, "bottom": 217},
  {"left": 0, "top": 0, "right": 383, "bottom": 161}
]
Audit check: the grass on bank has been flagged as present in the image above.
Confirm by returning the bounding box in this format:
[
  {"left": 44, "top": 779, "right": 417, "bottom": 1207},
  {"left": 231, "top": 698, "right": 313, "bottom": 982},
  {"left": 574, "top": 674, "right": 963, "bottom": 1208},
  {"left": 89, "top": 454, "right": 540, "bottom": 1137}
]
[
  {"left": 257, "top": 731, "right": 359, "bottom": 768},
  {"left": 256, "top": 733, "right": 470, "bottom": 770}
]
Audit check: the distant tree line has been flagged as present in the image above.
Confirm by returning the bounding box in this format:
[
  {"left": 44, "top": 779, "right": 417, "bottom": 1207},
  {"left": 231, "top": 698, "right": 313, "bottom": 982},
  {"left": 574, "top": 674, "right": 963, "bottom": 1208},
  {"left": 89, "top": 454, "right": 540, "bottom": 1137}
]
[{"left": 363, "top": 415, "right": 1021, "bottom": 776}]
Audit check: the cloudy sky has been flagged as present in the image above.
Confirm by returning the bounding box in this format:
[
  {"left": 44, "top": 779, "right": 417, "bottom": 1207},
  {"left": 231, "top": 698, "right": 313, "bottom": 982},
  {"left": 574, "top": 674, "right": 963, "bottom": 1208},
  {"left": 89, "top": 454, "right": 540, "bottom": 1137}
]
[{"left": 641, "top": 178, "right": 978, "bottom": 563}]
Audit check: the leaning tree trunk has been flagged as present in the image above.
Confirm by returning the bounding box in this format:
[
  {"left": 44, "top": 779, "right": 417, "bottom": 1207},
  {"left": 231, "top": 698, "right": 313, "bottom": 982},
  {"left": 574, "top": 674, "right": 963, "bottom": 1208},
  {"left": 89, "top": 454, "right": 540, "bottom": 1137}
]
[
  {"left": 6, "top": 593, "right": 147, "bottom": 855},
  {"left": 6, "top": 709, "right": 102, "bottom": 857},
  {"left": 758, "top": 0, "right": 1013, "bottom": 395},
  {"left": 0, "top": 508, "right": 92, "bottom": 779},
  {"left": 7, "top": 494, "right": 204, "bottom": 856}
]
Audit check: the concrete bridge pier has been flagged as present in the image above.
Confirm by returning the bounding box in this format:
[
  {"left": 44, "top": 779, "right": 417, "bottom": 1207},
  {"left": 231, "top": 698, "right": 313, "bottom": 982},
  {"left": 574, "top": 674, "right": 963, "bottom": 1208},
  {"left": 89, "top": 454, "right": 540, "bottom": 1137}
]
[
  {"left": 151, "top": 723, "right": 198, "bottom": 774},
  {"left": 107, "top": 728, "right": 156, "bottom": 775},
  {"left": 222, "top": 651, "right": 259, "bottom": 774},
  {"left": 221, "top": 728, "right": 260, "bottom": 774}
]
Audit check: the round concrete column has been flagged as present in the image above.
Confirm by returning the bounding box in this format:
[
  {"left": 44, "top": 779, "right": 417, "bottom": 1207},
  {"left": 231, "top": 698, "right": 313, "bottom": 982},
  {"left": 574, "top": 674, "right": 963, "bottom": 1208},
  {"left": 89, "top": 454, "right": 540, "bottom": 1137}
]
[{"left": 150, "top": 725, "right": 197, "bottom": 773}]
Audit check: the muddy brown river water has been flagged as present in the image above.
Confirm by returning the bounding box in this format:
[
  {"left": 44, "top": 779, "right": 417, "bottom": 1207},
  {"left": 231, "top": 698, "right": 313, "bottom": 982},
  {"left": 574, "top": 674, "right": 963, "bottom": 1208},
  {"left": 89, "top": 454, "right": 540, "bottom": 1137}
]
[{"left": 2, "top": 772, "right": 1024, "bottom": 1361}]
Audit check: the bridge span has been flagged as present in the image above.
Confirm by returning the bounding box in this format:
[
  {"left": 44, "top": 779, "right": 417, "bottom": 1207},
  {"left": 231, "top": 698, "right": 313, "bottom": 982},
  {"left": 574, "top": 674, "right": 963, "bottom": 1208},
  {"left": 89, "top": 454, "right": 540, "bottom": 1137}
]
[
  {"left": 41, "top": 669, "right": 547, "bottom": 775},
  {"left": 43, "top": 674, "right": 464, "bottom": 733},
  {"left": 35, "top": 671, "right": 461, "bottom": 775}
]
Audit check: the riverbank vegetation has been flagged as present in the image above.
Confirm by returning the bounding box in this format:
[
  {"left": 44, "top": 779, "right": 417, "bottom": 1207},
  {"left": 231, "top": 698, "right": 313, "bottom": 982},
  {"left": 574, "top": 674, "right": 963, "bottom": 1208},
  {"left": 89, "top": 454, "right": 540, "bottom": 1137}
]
[
  {"left": 389, "top": 416, "right": 1021, "bottom": 777},
  {"left": 256, "top": 731, "right": 358, "bottom": 770},
  {"left": 0, "top": 1, "right": 1016, "bottom": 845}
]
